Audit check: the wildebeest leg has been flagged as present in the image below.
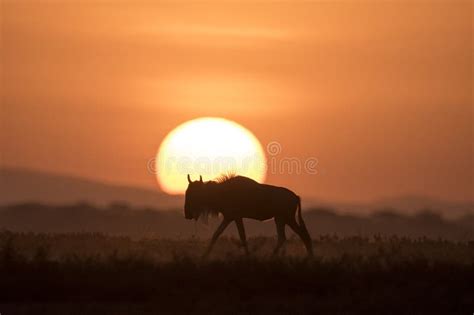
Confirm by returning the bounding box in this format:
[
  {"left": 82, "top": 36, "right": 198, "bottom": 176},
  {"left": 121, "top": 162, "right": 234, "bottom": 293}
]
[
  {"left": 235, "top": 218, "right": 249, "bottom": 255},
  {"left": 272, "top": 218, "right": 287, "bottom": 256},
  {"left": 203, "top": 218, "right": 231, "bottom": 258},
  {"left": 287, "top": 219, "right": 313, "bottom": 257}
]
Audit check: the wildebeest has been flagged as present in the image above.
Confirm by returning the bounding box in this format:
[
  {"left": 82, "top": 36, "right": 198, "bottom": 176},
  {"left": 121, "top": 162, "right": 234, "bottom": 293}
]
[{"left": 184, "top": 174, "right": 313, "bottom": 257}]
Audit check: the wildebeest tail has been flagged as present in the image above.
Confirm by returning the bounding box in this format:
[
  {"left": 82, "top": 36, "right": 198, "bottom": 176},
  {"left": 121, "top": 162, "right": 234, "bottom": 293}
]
[
  {"left": 296, "top": 195, "right": 314, "bottom": 256},
  {"left": 296, "top": 195, "right": 310, "bottom": 237}
]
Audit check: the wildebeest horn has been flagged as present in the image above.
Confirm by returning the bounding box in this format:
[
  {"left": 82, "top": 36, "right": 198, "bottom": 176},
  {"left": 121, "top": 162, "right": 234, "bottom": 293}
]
[
  {"left": 199, "top": 175, "right": 203, "bottom": 182},
  {"left": 187, "top": 174, "right": 192, "bottom": 183}
]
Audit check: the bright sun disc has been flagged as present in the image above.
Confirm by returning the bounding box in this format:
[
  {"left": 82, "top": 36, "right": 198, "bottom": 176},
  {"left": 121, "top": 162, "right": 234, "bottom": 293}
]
[{"left": 155, "top": 117, "right": 267, "bottom": 194}]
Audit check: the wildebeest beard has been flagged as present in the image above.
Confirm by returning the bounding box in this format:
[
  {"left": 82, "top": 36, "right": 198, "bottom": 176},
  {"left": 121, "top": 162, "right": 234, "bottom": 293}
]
[
  {"left": 197, "top": 207, "right": 219, "bottom": 224},
  {"left": 196, "top": 181, "right": 220, "bottom": 224}
]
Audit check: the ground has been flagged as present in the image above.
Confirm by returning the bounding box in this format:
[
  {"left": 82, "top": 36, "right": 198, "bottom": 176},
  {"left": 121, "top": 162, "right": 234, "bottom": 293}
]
[{"left": 1, "top": 232, "right": 473, "bottom": 314}]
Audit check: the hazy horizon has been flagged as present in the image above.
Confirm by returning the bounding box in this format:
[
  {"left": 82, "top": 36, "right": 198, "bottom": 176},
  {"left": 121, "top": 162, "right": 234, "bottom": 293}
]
[{"left": 2, "top": 167, "right": 473, "bottom": 219}]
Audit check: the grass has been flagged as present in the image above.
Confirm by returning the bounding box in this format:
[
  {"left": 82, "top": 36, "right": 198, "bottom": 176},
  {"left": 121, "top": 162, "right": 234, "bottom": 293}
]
[{"left": 1, "top": 231, "right": 473, "bottom": 314}]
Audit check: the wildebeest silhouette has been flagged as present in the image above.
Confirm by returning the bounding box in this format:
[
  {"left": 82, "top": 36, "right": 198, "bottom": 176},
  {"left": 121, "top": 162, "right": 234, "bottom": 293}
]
[{"left": 184, "top": 174, "right": 313, "bottom": 257}]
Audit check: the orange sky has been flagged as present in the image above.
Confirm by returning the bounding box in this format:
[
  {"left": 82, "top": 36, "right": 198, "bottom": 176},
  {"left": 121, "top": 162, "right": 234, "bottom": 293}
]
[{"left": 1, "top": 1, "right": 472, "bottom": 202}]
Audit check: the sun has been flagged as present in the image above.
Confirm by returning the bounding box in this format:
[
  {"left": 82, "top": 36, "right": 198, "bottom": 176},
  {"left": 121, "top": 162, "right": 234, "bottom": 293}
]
[{"left": 155, "top": 117, "right": 267, "bottom": 194}]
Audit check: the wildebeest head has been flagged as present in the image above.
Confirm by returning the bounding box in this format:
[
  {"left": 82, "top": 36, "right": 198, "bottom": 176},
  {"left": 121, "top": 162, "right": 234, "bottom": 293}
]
[{"left": 184, "top": 174, "right": 205, "bottom": 220}]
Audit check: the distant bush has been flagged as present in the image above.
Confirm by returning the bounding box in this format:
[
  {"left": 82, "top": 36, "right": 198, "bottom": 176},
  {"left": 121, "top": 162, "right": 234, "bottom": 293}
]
[{"left": 1, "top": 203, "right": 473, "bottom": 240}]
